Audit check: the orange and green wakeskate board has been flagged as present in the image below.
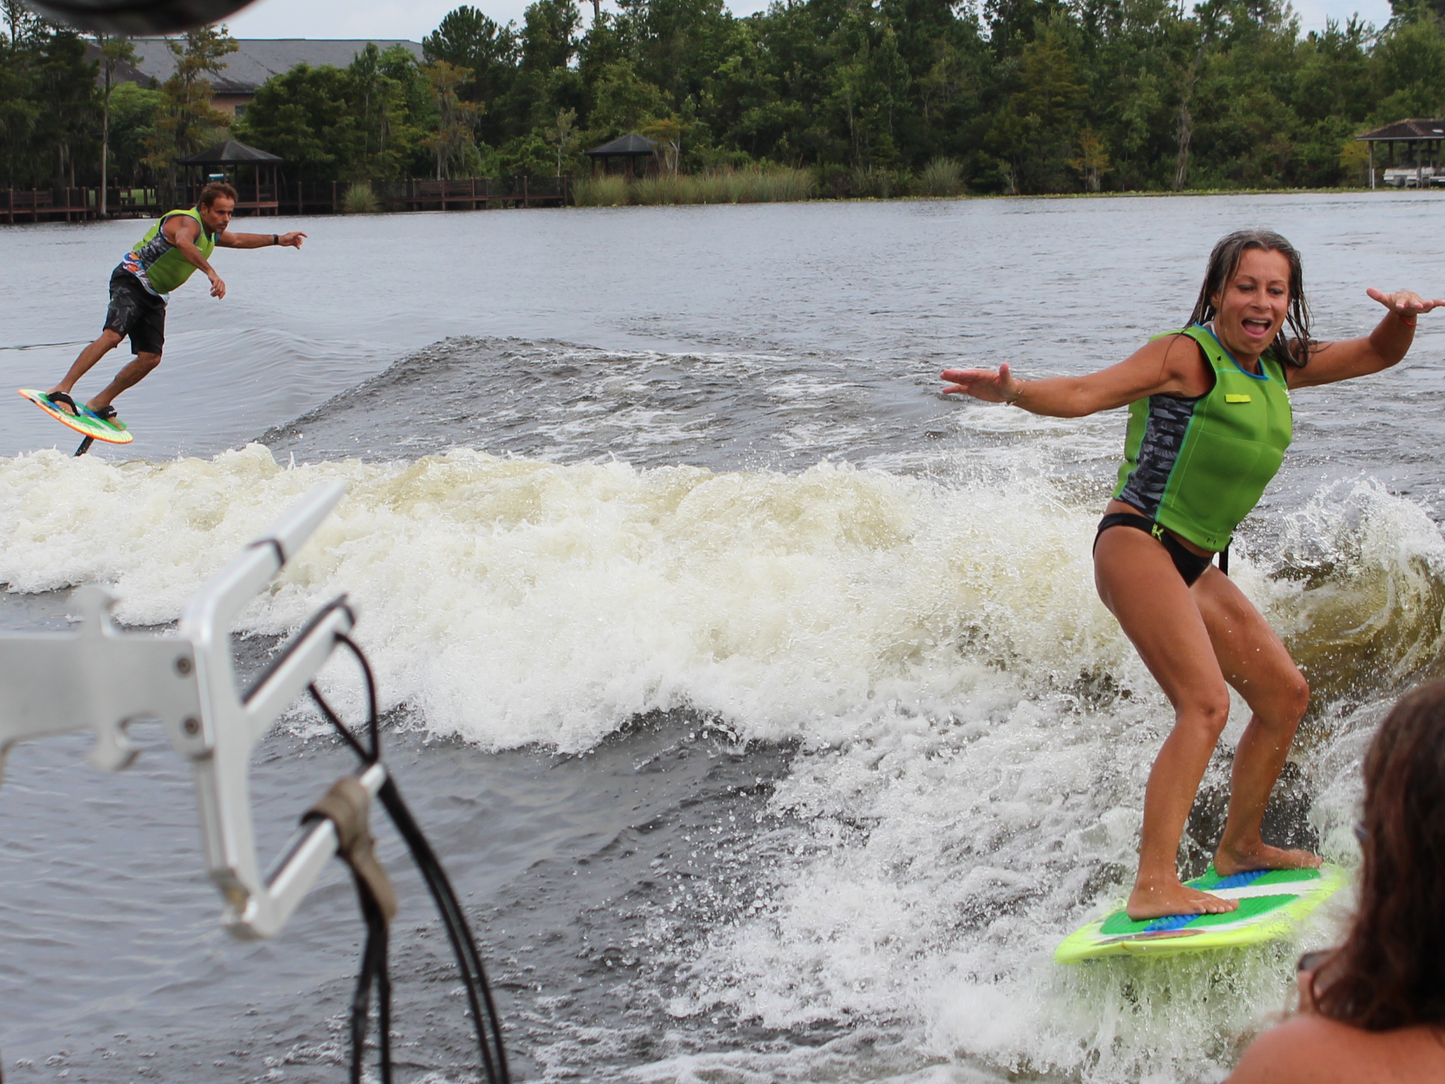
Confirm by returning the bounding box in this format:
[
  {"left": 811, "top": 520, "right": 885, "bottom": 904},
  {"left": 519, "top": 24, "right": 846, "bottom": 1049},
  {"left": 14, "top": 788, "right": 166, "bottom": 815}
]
[
  {"left": 18, "top": 388, "right": 132, "bottom": 445},
  {"left": 1056, "top": 864, "right": 1347, "bottom": 963}
]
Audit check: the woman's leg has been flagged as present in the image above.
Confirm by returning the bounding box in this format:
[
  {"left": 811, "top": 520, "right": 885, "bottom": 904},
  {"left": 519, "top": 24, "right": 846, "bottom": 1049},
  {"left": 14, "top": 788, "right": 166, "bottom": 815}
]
[
  {"left": 1190, "top": 567, "right": 1320, "bottom": 875},
  {"left": 1094, "top": 526, "right": 1237, "bottom": 919}
]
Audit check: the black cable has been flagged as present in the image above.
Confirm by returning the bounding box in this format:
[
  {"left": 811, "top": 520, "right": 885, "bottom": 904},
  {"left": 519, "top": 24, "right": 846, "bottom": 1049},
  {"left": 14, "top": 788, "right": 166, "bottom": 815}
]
[
  {"left": 307, "top": 642, "right": 509, "bottom": 1084},
  {"left": 348, "top": 889, "right": 392, "bottom": 1084},
  {"left": 333, "top": 632, "right": 379, "bottom": 762},
  {"left": 378, "top": 776, "right": 510, "bottom": 1082},
  {"left": 306, "top": 681, "right": 390, "bottom": 1083}
]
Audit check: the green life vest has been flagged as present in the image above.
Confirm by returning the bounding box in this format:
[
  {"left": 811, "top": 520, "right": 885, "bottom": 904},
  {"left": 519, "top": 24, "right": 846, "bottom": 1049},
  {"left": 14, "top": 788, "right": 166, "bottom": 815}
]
[
  {"left": 119, "top": 207, "right": 217, "bottom": 296},
  {"left": 1113, "top": 324, "right": 1293, "bottom": 552}
]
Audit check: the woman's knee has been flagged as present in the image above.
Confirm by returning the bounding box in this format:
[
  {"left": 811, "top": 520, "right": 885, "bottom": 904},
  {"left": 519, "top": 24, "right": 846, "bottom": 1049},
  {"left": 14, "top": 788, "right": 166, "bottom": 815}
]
[
  {"left": 1288, "top": 670, "right": 1312, "bottom": 722},
  {"left": 1182, "top": 691, "right": 1233, "bottom": 742},
  {"left": 1279, "top": 669, "right": 1310, "bottom": 726}
]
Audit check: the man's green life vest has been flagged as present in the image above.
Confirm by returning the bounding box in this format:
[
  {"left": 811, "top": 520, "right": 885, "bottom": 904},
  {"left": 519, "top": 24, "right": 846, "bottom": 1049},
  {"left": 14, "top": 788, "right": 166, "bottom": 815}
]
[
  {"left": 1113, "top": 324, "right": 1293, "bottom": 552},
  {"left": 120, "top": 207, "right": 217, "bottom": 296}
]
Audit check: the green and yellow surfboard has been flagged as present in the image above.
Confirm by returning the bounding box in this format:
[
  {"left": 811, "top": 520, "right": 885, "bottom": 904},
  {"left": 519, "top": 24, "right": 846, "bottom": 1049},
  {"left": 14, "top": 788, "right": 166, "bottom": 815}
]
[{"left": 1056, "top": 865, "right": 1347, "bottom": 964}]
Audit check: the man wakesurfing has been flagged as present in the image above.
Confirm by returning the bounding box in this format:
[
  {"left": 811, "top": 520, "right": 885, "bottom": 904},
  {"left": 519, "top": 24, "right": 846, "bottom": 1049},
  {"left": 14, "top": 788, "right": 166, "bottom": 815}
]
[{"left": 43, "top": 182, "right": 306, "bottom": 427}]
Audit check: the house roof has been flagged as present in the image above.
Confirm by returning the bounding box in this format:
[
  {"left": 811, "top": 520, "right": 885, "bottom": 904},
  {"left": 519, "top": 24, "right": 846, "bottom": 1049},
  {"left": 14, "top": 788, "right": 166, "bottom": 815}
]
[
  {"left": 1357, "top": 119, "right": 1445, "bottom": 142},
  {"left": 95, "top": 38, "right": 424, "bottom": 95},
  {"left": 176, "top": 140, "right": 284, "bottom": 164},
  {"left": 585, "top": 133, "right": 659, "bottom": 157}
]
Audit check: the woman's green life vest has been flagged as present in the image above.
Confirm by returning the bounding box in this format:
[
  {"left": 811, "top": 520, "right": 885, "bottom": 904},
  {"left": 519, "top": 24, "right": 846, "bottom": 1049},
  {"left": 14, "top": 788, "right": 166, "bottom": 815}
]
[
  {"left": 122, "top": 207, "right": 217, "bottom": 296},
  {"left": 1113, "top": 324, "right": 1293, "bottom": 552}
]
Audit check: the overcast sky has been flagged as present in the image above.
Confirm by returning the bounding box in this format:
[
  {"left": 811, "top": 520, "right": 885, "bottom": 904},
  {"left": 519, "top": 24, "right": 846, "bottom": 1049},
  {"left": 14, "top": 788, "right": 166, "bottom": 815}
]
[{"left": 225, "top": 0, "right": 1395, "bottom": 43}]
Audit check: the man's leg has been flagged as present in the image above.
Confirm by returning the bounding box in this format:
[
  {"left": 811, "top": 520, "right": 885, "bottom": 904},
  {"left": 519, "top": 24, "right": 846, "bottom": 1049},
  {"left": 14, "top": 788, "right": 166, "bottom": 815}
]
[
  {"left": 87, "top": 352, "right": 160, "bottom": 412},
  {"left": 47, "top": 329, "right": 123, "bottom": 409},
  {"left": 78, "top": 274, "right": 165, "bottom": 415}
]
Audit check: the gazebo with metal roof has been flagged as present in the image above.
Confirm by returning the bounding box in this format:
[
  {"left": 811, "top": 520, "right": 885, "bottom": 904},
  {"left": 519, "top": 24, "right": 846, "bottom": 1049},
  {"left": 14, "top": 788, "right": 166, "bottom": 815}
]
[
  {"left": 584, "top": 133, "right": 658, "bottom": 180},
  {"left": 176, "top": 139, "right": 284, "bottom": 215},
  {"left": 1356, "top": 119, "right": 1445, "bottom": 190}
]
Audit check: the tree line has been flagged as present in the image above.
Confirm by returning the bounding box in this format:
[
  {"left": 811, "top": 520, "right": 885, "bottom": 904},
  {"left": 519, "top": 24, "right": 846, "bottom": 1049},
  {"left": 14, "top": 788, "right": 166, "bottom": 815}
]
[{"left": 5, "top": 0, "right": 1445, "bottom": 196}]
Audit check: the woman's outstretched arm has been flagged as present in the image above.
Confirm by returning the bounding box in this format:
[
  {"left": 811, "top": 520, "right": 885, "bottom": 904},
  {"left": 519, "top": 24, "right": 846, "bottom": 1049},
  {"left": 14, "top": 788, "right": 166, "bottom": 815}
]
[
  {"left": 1289, "top": 288, "right": 1445, "bottom": 389},
  {"left": 941, "top": 333, "right": 1212, "bottom": 418}
]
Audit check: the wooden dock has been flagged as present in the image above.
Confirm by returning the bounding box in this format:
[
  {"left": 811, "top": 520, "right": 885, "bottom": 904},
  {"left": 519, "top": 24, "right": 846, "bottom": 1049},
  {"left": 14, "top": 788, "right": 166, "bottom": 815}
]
[{"left": 2, "top": 177, "right": 571, "bottom": 224}]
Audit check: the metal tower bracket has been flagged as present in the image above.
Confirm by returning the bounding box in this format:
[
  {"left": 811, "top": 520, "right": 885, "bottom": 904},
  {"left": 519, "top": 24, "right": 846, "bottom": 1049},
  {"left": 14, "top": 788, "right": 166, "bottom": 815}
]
[{"left": 0, "top": 481, "right": 383, "bottom": 938}]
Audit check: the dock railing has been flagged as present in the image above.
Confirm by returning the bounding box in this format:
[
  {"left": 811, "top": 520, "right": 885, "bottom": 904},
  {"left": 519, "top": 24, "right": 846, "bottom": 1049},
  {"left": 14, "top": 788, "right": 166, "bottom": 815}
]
[{"left": 2, "top": 176, "right": 573, "bottom": 224}]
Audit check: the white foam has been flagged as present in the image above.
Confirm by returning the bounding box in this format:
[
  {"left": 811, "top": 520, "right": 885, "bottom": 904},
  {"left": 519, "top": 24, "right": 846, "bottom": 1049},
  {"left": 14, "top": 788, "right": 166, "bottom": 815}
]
[
  {"left": 1, "top": 445, "right": 1441, "bottom": 1082},
  {"left": 0, "top": 443, "right": 1125, "bottom": 751}
]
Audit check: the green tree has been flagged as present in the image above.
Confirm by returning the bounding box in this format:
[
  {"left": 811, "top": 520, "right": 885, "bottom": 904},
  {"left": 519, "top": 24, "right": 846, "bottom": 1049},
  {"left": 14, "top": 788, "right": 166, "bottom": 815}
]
[
  {"left": 589, "top": 59, "right": 668, "bottom": 136},
  {"left": 989, "top": 28, "right": 1084, "bottom": 192},
  {"left": 106, "top": 80, "right": 162, "bottom": 186},
  {"left": 94, "top": 33, "right": 136, "bottom": 212},
  {"left": 424, "top": 5, "right": 518, "bottom": 144},
  {"left": 641, "top": 113, "right": 687, "bottom": 171},
  {"left": 422, "top": 59, "right": 485, "bottom": 178},
  {"left": 30, "top": 27, "right": 97, "bottom": 187},
  {"left": 146, "top": 26, "right": 237, "bottom": 186},
  {"left": 543, "top": 105, "right": 578, "bottom": 174},
  {"left": 233, "top": 63, "right": 355, "bottom": 182}
]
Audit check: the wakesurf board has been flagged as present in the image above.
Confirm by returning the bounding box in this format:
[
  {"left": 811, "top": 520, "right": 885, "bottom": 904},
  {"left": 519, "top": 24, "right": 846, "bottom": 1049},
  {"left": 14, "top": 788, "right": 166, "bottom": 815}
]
[
  {"left": 1056, "top": 864, "right": 1347, "bottom": 963},
  {"left": 18, "top": 388, "right": 132, "bottom": 445}
]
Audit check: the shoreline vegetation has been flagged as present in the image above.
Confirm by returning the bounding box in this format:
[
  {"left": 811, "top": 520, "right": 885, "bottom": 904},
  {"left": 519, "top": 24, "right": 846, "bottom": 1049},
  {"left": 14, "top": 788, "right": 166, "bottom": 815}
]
[
  {"left": 573, "top": 165, "right": 818, "bottom": 205},
  {"left": 565, "top": 166, "right": 1394, "bottom": 208},
  {"left": 5, "top": 0, "right": 1445, "bottom": 211}
]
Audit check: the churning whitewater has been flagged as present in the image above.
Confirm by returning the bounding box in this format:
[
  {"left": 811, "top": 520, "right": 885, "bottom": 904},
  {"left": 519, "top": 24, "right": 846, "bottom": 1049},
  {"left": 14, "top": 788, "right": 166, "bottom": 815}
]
[{"left": 2, "top": 427, "right": 1443, "bottom": 1081}]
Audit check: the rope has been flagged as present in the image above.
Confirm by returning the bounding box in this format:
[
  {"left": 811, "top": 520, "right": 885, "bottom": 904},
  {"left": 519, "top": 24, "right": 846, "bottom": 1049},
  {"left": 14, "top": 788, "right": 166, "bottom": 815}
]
[{"left": 307, "top": 634, "right": 509, "bottom": 1084}]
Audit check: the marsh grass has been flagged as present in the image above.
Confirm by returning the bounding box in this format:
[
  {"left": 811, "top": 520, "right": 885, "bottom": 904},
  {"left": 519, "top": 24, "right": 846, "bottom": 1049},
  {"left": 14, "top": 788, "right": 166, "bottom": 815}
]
[
  {"left": 342, "top": 181, "right": 380, "bottom": 214},
  {"left": 851, "top": 167, "right": 903, "bottom": 199},
  {"left": 632, "top": 174, "right": 686, "bottom": 204},
  {"left": 918, "top": 157, "right": 965, "bottom": 197},
  {"left": 742, "top": 165, "right": 815, "bottom": 202},
  {"left": 577, "top": 165, "right": 817, "bottom": 206},
  {"left": 573, "top": 174, "right": 629, "bottom": 206}
]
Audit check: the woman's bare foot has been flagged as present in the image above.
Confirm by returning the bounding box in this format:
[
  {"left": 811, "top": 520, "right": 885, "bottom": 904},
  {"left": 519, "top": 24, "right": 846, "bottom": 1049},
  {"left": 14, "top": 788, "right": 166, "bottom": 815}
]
[
  {"left": 1127, "top": 877, "right": 1239, "bottom": 920},
  {"left": 1214, "top": 840, "right": 1321, "bottom": 877}
]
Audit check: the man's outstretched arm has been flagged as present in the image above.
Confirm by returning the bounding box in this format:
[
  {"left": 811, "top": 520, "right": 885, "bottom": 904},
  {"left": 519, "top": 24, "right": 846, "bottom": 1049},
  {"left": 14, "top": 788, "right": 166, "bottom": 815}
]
[{"left": 217, "top": 229, "right": 307, "bottom": 250}]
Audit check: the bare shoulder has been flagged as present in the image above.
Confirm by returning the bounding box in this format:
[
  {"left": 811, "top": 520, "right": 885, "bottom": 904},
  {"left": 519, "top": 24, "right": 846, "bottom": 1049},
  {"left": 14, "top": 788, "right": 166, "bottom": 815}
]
[
  {"left": 1227, "top": 1016, "right": 1339, "bottom": 1082},
  {"left": 1121, "top": 331, "right": 1211, "bottom": 398},
  {"left": 164, "top": 213, "right": 201, "bottom": 241},
  {"left": 1229, "top": 1016, "right": 1445, "bottom": 1083}
]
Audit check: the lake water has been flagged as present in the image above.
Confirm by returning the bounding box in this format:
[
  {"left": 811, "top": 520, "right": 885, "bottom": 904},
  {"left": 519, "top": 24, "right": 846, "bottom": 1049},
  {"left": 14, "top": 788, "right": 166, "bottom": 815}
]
[{"left": 1, "top": 193, "right": 1443, "bottom": 1083}]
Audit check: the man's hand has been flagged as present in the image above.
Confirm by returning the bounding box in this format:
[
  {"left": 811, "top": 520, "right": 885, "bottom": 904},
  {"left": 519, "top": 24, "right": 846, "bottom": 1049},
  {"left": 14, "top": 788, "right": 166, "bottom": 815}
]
[
  {"left": 279, "top": 231, "right": 307, "bottom": 249},
  {"left": 209, "top": 272, "right": 227, "bottom": 299}
]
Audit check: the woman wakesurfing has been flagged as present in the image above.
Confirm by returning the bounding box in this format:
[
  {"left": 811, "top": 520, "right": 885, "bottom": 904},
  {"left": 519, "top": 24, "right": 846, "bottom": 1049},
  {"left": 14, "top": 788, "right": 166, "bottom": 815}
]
[{"left": 941, "top": 229, "right": 1444, "bottom": 919}]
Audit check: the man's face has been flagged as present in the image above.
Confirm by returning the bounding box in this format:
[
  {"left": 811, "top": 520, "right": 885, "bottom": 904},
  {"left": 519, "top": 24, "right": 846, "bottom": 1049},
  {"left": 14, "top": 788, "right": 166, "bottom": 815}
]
[{"left": 199, "top": 197, "right": 235, "bottom": 232}]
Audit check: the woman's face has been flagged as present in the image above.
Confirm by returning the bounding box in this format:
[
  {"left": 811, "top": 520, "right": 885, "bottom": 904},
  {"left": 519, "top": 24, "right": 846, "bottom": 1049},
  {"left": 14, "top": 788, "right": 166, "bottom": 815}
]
[{"left": 1210, "top": 247, "right": 1292, "bottom": 359}]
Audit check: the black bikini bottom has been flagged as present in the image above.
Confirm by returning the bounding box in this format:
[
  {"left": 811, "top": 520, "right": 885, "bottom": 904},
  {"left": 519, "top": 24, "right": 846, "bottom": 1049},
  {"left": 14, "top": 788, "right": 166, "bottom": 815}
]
[{"left": 1094, "top": 512, "right": 1215, "bottom": 587}]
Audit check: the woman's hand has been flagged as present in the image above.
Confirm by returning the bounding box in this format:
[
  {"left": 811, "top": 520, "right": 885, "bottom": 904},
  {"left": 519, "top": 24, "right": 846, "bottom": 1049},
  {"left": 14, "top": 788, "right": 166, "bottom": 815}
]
[
  {"left": 1365, "top": 287, "right": 1445, "bottom": 322},
  {"left": 941, "top": 362, "right": 1024, "bottom": 403}
]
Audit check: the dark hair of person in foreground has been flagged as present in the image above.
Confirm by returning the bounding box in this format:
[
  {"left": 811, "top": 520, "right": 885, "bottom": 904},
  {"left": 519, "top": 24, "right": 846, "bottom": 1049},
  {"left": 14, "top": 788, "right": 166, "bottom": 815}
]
[{"left": 1310, "top": 677, "right": 1445, "bottom": 1029}]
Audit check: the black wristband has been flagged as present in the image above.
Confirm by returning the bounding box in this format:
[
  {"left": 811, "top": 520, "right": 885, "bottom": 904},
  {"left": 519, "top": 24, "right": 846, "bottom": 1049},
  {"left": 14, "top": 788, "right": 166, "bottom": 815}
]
[{"left": 272, "top": 234, "right": 278, "bottom": 246}]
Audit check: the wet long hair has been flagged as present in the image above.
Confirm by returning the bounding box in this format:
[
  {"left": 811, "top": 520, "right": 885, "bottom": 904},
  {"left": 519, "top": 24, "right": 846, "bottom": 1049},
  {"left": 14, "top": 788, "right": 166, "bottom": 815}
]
[
  {"left": 1311, "top": 678, "right": 1445, "bottom": 1029},
  {"left": 1187, "top": 229, "right": 1311, "bottom": 368}
]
